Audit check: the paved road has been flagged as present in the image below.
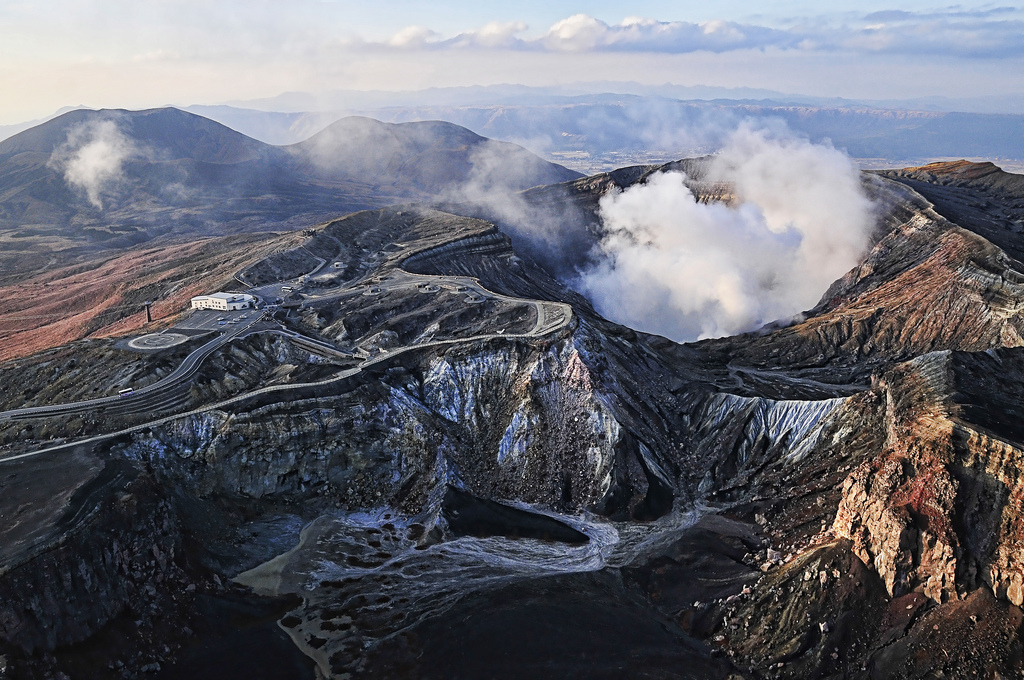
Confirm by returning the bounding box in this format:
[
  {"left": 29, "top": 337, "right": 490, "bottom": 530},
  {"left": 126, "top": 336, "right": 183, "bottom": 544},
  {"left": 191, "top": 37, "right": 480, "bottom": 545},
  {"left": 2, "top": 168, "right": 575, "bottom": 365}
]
[
  {"left": 0, "top": 295, "right": 572, "bottom": 464},
  {"left": 0, "top": 242, "right": 574, "bottom": 463},
  {"left": 0, "top": 313, "right": 268, "bottom": 422},
  {"left": 262, "top": 328, "right": 360, "bottom": 361},
  {"left": 0, "top": 245, "right": 331, "bottom": 424},
  {"left": 305, "top": 268, "right": 571, "bottom": 337}
]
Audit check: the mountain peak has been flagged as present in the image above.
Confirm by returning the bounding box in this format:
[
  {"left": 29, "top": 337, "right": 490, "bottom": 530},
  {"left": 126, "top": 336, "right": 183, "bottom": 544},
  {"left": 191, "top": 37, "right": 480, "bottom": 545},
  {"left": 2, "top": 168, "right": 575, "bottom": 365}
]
[
  {"left": 291, "top": 115, "right": 579, "bottom": 193},
  {"left": 0, "top": 108, "right": 580, "bottom": 278},
  {"left": 0, "top": 106, "right": 270, "bottom": 165}
]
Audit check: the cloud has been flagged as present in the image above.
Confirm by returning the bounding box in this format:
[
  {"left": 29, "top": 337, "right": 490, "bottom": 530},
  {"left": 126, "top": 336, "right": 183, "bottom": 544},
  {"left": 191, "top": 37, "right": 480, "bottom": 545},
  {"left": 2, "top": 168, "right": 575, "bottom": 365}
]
[
  {"left": 863, "top": 7, "right": 1019, "bottom": 22},
  {"left": 385, "top": 21, "right": 529, "bottom": 50},
  {"left": 5, "top": 5, "right": 1024, "bottom": 124},
  {"left": 377, "top": 10, "right": 1024, "bottom": 59},
  {"left": 388, "top": 26, "right": 438, "bottom": 49},
  {"left": 575, "top": 121, "right": 876, "bottom": 341},
  {"left": 451, "top": 21, "right": 529, "bottom": 49},
  {"left": 834, "top": 12, "right": 1024, "bottom": 58},
  {"left": 384, "top": 14, "right": 798, "bottom": 54},
  {"left": 48, "top": 119, "right": 137, "bottom": 209},
  {"left": 541, "top": 14, "right": 797, "bottom": 53}
]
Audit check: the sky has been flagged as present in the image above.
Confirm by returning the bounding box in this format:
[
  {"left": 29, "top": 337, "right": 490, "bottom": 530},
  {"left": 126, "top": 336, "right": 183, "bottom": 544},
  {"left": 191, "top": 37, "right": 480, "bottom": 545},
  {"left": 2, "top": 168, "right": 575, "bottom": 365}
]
[{"left": 2, "top": 0, "right": 1024, "bottom": 124}]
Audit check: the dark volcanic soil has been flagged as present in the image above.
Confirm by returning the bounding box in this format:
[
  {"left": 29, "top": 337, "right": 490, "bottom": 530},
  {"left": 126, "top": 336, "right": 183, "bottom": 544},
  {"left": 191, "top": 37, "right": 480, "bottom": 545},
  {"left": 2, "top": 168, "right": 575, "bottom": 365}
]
[
  {"left": 152, "top": 593, "right": 316, "bottom": 680},
  {"left": 363, "top": 570, "right": 735, "bottom": 680}
]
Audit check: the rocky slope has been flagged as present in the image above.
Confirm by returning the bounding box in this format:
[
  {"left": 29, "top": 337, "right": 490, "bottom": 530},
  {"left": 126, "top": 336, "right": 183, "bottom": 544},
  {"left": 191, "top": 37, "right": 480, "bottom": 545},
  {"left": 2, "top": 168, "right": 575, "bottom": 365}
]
[
  {"left": 879, "top": 160, "right": 1024, "bottom": 263},
  {"left": 2, "top": 162, "right": 1024, "bottom": 679},
  {"left": 694, "top": 175, "right": 1024, "bottom": 393},
  {"left": 0, "top": 231, "right": 295, "bottom": 361},
  {"left": 0, "top": 332, "right": 349, "bottom": 460},
  {"left": 0, "top": 449, "right": 199, "bottom": 673},
  {"left": 672, "top": 345, "right": 1024, "bottom": 679}
]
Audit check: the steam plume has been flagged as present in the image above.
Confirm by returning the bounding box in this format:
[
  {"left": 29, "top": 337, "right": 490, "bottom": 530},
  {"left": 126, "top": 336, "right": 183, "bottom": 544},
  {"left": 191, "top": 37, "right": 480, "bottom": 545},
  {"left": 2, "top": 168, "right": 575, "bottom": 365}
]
[
  {"left": 577, "top": 122, "right": 875, "bottom": 341},
  {"left": 49, "top": 120, "right": 135, "bottom": 209}
]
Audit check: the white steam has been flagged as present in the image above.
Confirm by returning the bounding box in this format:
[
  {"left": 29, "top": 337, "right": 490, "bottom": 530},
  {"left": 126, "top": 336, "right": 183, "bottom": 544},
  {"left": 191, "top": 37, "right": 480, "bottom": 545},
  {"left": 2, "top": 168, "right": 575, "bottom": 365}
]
[
  {"left": 578, "top": 122, "right": 875, "bottom": 341},
  {"left": 49, "top": 120, "right": 135, "bottom": 209}
]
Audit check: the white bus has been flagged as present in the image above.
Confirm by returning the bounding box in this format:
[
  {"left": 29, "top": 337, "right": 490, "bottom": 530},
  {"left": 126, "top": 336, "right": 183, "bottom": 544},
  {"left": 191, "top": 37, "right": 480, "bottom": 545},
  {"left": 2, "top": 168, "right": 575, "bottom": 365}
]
[{"left": 118, "top": 387, "right": 134, "bottom": 398}]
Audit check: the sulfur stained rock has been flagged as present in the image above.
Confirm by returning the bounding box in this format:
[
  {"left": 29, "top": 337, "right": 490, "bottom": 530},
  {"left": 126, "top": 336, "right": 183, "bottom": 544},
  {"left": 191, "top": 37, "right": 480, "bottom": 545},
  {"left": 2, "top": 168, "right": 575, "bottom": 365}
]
[{"left": 832, "top": 348, "right": 1024, "bottom": 605}]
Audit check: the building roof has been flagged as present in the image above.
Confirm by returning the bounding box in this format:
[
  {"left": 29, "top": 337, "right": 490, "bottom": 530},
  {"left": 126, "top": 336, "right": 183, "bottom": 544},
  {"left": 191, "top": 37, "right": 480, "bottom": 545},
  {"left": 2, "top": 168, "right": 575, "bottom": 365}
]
[{"left": 192, "top": 292, "right": 254, "bottom": 301}]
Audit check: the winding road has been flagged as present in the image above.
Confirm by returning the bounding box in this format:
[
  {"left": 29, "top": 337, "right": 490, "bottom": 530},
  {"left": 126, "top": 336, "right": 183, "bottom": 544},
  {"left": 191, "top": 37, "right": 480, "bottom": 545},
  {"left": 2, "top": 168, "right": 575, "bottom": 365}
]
[
  {"left": 0, "top": 315, "right": 268, "bottom": 422},
  {"left": 0, "top": 252, "right": 573, "bottom": 464}
]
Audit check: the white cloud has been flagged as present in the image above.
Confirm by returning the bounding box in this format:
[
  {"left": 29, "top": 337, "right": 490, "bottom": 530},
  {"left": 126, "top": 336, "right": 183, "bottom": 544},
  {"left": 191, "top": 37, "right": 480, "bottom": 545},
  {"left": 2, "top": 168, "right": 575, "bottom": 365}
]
[
  {"left": 375, "top": 10, "right": 1024, "bottom": 58},
  {"left": 388, "top": 26, "right": 438, "bottom": 49},
  {"left": 543, "top": 14, "right": 609, "bottom": 51},
  {"left": 380, "top": 13, "right": 800, "bottom": 54},
  {"left": 453, "top": 21, "right": 528, "bottom": 49},
  {"left": 834, "top": 14, "right": 1024, "bottom": 58},
  {"left": 542, "top": 15, "right": 797, "bottom": 53},
  {"left": 387, "top": 20, "right": 531, "bottom": 50}
]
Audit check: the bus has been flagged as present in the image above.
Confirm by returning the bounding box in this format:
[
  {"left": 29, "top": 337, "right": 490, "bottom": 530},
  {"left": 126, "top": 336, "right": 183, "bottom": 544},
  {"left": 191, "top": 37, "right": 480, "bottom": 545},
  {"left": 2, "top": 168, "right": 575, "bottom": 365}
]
[{"left": 118, "top": 387, "right": 134, "bottom": 398}]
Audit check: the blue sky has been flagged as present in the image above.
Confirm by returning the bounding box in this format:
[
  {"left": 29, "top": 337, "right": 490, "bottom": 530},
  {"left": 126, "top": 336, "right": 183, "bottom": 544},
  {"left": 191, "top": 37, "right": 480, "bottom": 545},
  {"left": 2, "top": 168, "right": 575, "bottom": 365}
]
[{"left": 2, "top": 1, "right": 1023, "bottom": 123}]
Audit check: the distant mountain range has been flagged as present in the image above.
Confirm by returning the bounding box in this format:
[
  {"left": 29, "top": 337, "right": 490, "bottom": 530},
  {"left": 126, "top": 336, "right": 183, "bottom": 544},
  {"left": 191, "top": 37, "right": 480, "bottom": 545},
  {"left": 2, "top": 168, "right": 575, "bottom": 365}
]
[
  {"left": 220, "top": 83, "right": 1024, "bottom": 116},
  {"left": 6, "top": 84, "right": 1024, "bottom": 178},
  {"left": 182, "top": 93, "right": 1024, "bottom": 175},
  {"left": 0, "top": 107, "right": 579, "bottom": 278},
  {"left": 357, "top": 101, "right": 1024, "bottom": 173}
]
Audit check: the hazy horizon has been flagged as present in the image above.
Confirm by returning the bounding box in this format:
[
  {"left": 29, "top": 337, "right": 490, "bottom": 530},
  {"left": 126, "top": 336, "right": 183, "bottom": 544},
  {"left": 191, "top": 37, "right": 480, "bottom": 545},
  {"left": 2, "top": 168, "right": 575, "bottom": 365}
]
[{"left": 3, "top": 1, "right": 1024, "bottom": 125}]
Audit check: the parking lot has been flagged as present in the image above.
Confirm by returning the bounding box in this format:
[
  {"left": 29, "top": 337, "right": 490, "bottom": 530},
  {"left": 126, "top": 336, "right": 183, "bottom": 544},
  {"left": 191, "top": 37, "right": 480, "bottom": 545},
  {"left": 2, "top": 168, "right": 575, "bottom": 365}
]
[
  {"left": 251, "top": 281, "right": 294, "bottom": 303},
  {"left": 175, "top": 307, "right": 254, "bottom": 332}
]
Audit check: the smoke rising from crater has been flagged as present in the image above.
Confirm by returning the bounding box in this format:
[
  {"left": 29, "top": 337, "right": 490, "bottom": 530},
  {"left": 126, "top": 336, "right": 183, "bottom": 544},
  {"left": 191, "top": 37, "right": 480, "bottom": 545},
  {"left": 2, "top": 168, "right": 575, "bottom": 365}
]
[
  {"left": 48, "top": 120, "right": 135, "bottom": 209},
  {"left": 577, "top": 122, "right": 875, "bottom": 341}
]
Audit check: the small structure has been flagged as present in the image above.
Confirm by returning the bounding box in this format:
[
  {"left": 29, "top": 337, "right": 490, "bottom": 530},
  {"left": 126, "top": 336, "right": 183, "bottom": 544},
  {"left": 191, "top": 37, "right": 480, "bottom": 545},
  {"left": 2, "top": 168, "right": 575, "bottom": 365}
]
[{"left": 190, "top": 292, "right": 255, "bottom": 311}]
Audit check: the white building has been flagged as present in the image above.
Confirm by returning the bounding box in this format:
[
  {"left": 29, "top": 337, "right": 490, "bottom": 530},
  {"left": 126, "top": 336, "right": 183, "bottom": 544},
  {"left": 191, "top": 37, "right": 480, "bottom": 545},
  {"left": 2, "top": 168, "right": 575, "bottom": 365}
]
[{"left": 190, "top": 292, "right": 255, "bottom": 311}]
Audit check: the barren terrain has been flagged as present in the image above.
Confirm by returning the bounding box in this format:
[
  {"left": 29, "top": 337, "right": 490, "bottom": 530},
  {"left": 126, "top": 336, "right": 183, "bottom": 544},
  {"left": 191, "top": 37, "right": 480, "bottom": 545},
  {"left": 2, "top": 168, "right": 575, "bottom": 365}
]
[{"left": 2, "top": 158, "right": 1024, "bottom": 679}]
